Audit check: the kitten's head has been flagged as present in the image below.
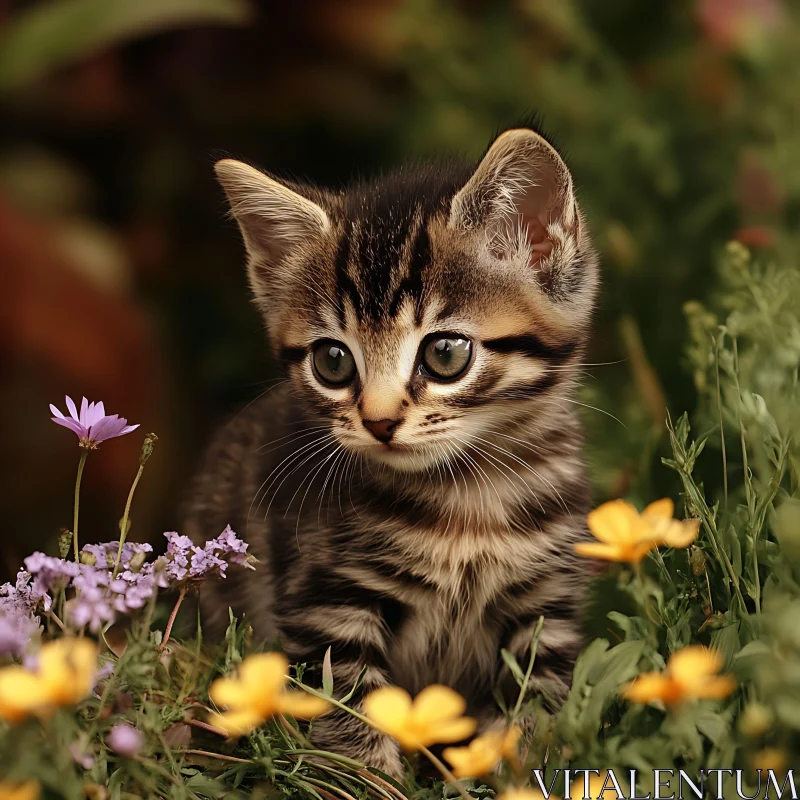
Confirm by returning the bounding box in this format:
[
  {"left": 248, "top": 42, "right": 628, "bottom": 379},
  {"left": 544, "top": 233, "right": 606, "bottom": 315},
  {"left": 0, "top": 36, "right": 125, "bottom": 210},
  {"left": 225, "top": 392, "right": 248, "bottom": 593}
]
[{"left": 216, "top": 128, "right": 598, "bottom": 472}]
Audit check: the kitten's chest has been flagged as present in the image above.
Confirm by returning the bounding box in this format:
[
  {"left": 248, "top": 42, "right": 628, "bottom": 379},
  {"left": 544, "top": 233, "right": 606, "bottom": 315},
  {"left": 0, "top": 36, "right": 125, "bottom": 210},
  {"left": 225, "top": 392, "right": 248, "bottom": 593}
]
[{"left": 385, "top": 537, "right": 535, "bottom": 695}]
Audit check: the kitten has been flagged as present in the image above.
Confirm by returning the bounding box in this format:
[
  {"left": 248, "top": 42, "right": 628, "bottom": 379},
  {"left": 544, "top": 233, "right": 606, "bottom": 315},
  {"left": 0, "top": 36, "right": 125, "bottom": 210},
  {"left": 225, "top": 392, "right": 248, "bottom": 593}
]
[{"left": 184, "top": 127, "right": 598, "bottom": 776}]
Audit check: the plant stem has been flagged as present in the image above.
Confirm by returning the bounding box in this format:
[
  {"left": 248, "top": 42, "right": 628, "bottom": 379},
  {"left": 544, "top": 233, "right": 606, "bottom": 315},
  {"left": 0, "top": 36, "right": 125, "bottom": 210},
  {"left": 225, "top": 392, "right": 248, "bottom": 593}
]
[
  {"left": 158, "top": 586, "right": 187, "bottom": 651},
  {"left": 419, "top": 746, "right": 473, "bottom": 800},
  {"left": 180, "top": 749, "right": 252, "bottom": 763},
  {"left": 114, "top": 462, "right": 145, "bottom": 576},
  {"left": 72, "top": 449, "right": 88, "bottom": 561},
  {"left": 714, "top": 336, "right": 729, "bottom": 510},
  {"left": 512, "top": 616, "right": 543, "bottom": 718}
]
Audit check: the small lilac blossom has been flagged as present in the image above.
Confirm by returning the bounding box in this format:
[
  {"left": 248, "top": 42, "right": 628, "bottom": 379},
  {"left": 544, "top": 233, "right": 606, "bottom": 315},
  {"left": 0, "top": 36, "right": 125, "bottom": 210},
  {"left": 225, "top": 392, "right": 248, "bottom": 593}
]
[
  {"left": 69, "top": 741, "right": 95, "bottom": 770},
  {"left": 50, "top": 396, "right": 139, "bottom": 449},
  {"left": 107, "top": 723, "right": 144, "bottom": 757},
  {"left": 68, "top": 581, "right": 115, "bottom": 632},
  {"left": 24, "top": 553, "right": 79, "bottom": 603},
  {"left": 82, "top": 541, "right": 151, "bottom": 571},
  {"left": 212, "top": 525, "right": 252, "bottom": 568},
  {"left": 162, "top": 527, "right": 254, "bottom": 583},
  {"left": 1, "top": 570, "right": 51, "bottom": 615},
  {"left": 0, "top": 609, "right": 39, "bottom": 659},
  {"left": 164, "top": 533, "right": 193, "bottom": 581}
]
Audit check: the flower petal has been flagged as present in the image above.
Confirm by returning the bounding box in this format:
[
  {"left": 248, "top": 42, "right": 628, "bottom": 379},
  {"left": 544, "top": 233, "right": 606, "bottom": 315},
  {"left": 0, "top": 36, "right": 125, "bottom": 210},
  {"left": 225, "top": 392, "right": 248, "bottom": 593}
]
[
  {"left": 587, "top": 500, "right": 638, "bottom": 544},
  {"left": 277, "top": 690, "right": 331, "bottom": 719},
  {"left": 424, "top": 716, "right": 477, "bottom": 745},
  {"left": 208, "top": 709, "right": 263, "bottom": 737},
  {"left": 67, "top": 396, "right": 80, "bottom": 422},
  {"left": 575, "top": 542, "right": 628, "bottom": 562},
  {"left": 209, "top": 676, "right": 248, "bottom": 709},
  {"left": 52, "top": 417, "right": 86, "bottom": 437},
  {"left": 38, "top": 638, "right": 97, "bottom": 705},
  {"left": 696, "top": 675, "right": 736, "bottom": 700},
  {"left": 643, "top": 498, "right": 674, "bottom": 521},
  {"left": 363, "top": 686, "right": 412, "bottom": 733},
  {"left": 412, "top": 684, "right": 467, "bottom": 726},
  {"left": 240, "top": 652, "right": 289, "bottom": 695},
  {"left": 622, "top": 673, "right": 677, "bottom": 704},
  {"left": 660, "top": 519, "right": 700, "bottom": 549},
  {"left": 0, "top": 665, "right": 62, "bottom": 723},
  {"left": 669, "top": 645, "right": 723, "bottom": 684},
  {"left": 443, "top": 737, "right": 502, "bottom": 779}
]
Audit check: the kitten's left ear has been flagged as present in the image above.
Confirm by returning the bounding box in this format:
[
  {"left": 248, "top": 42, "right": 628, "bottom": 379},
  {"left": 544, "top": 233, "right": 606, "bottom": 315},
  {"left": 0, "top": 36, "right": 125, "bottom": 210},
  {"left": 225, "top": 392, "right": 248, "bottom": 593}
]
[{"left": 449, "top": 128, "right": 581, "bottom": 272}]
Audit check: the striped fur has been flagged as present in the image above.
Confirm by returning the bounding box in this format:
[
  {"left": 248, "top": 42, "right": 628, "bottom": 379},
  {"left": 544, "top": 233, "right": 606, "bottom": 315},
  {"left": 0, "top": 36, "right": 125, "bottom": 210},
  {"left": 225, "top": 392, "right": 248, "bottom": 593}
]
[{"left": 184, "top": 128, "right": 599, "bottom": 776}]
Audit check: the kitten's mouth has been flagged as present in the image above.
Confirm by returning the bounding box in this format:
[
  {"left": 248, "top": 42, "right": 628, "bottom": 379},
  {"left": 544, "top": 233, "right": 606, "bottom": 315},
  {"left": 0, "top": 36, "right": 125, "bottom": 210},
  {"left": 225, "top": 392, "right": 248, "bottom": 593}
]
[{"left": 363, "top": 440, "right": 443, "bottom": 472}]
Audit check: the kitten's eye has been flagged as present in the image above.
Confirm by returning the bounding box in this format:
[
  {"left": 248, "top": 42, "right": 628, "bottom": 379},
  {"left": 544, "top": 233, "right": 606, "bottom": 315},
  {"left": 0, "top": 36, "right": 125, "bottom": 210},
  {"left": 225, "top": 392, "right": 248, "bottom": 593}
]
[
  {"left": 421, "top": 334, "right": 473, "bottom": 380},
  {"left": 312, "top": 340, "right": 357, "bottom": 387}
]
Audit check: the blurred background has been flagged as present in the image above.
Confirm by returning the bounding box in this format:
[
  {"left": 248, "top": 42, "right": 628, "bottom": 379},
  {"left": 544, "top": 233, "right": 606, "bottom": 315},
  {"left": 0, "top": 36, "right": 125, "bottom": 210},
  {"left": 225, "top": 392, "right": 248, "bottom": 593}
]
[{"left": 1, "top": 0, "right": 797, "bottom": 579}]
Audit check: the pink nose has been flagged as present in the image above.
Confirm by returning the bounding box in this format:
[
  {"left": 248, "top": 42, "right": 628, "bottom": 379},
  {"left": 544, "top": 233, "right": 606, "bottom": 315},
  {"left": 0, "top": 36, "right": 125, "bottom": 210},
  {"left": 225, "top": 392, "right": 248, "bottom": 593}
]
[{"left": 362, "top": 418, "right": 401, "bottom": 443}]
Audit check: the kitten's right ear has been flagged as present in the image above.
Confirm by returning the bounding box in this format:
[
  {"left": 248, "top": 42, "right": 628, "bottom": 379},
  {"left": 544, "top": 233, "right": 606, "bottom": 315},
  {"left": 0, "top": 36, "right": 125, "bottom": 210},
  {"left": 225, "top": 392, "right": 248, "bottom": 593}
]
[{"left": 215, "top": 159, "right": 329, "bottom": 295}]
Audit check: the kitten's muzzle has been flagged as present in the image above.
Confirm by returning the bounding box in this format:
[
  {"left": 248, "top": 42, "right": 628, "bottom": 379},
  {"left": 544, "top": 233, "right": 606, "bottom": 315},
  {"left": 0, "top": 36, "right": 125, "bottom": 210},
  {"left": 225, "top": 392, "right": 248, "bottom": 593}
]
[{"left": 362, "top": 417, "right": 402, "bottom": 443}]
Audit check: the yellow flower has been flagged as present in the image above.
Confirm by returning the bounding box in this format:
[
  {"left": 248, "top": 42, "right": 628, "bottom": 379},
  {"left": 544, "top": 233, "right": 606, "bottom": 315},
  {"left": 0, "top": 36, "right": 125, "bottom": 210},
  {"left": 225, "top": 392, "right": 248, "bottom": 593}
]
[
  {"left": 575, "top": 498, "right": 699, "bottom": 563},
  {"left": 208, "top": 652, "right": 330, "bottom": 736},
  {"left": 0, "top": 781, "right": 40, "bottom": 800},
  {"left": 642, "top": 498, "right": 701, "bottom": 548},
  {"left": 37, "top": 638, "right": 97, "bottom": 706},
  {"left": 363, "top": 685, "right": 476, "bottom": 751},
  {"left": 443, "top": 726, "right": 521, "bottom": 778},
  {"left": 623, "top": 645, "right": 736, "bottom": 706},
  {"left": 0, "top": 639, "right": 96, "bottom": 724},
  {"left": 753, "top": 748, "right": 788, "bottom": 774}
]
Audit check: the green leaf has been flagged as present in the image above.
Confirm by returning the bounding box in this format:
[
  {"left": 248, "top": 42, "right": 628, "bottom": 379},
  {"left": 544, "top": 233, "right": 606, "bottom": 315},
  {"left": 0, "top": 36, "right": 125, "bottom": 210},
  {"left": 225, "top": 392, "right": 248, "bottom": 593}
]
[
  {"left": 0, "top": 0, "right": 252, "bottom": 92},
  {"left": 501, "top": 648, "right": 526, "bottom": 686},
  {"left": 322, "top": 646, "right": 334, "bottom": 697}
]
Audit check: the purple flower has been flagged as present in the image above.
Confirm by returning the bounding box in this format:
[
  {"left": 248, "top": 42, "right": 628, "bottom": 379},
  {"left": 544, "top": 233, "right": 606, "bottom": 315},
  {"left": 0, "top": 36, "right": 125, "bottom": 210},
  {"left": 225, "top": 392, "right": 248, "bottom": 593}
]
[
  {"left": 212, "top": 525, "right": 252, "bottom": 568},
  {"left": 68, "top": 580, "right": 115, "bottom": 632},
  {"left": 1, "top": 570, "right": 51, "bottom": 616},
  {"left": 69, "top": 740, "right": 95, "bottom": 770},
  {"left": 82, "top": 541, "right": 152, "bottom": 572},
  {"left": 0, "top": 608, "right": 40, "bottom": 659},
  {"left": 23, "top": 554, "right": 79, "bottom": 605},
  {"left": 50, "top": 396, "right": 139, "bottom": 449},
  {"left": 162, "top": 527, "right": 254, "bottom": 583},
  {"left": 107, "top": 723, "right": 143, "bottom": 757}
]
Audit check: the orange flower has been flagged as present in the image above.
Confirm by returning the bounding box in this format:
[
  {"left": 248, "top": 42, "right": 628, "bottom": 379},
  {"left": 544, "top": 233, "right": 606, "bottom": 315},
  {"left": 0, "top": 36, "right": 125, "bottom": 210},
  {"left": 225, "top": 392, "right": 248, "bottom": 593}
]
[
  {"left": 624, "top": 646, "right": 735, "bottom": 706},
  {"left": 443, "top": 726, "right": 521, "bottom": 778},
  {"left": 363, "top": 685, "right": 476, "bottom": 751},
  {"left": 0, "top": 781, "right": 40, "bottom": 800},
  {"left": 575, "top": 498, "right": 699, "bottom": 563},
  {"left": 0, "top": 639, "right": 96, "bottom": 724},
  {"left": 208, "top": 652, "right": 330, "bottom": 736}
]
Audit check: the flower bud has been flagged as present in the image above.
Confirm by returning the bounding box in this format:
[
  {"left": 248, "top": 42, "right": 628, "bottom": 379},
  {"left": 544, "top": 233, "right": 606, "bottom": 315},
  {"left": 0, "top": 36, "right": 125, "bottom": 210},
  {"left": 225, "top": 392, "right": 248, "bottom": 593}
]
[
  {"left": 739, "top": 703, "right": 773, "bottom": 738},
  {"left": 80, "top": 551, "right": 97, "bottom": 567},
  {"left": 689, "top": 547, "right": 707, "bottom": 577},
  {"left": 128, "top": 551, "right": 146, "bottom": 573},
  {"left": 139, "top": 433, "right": 158, "bottom": 466}
]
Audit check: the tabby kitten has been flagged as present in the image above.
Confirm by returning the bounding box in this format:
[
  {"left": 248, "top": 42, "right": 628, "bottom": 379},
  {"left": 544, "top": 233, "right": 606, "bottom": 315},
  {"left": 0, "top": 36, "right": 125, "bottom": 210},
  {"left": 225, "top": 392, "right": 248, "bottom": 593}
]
[{"left": 184, "top": 128, "right": 598, "bottom": 776}]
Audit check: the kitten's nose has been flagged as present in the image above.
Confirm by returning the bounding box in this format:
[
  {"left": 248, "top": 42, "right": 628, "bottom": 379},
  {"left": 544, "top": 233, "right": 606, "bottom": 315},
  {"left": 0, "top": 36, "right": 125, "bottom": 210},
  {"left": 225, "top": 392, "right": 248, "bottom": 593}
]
[{"left": 362, "top": 418, "right": 401, "bottom": 443}]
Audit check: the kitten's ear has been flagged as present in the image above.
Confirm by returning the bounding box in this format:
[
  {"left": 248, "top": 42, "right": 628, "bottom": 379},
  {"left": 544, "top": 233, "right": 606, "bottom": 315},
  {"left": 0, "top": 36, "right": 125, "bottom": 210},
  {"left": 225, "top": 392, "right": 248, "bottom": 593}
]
[
  {"left": 449, "top": 129, "right": 580, "bottom": 271},
  {"left": 215, "top": 159, "right": 329, "bottom": 295}
]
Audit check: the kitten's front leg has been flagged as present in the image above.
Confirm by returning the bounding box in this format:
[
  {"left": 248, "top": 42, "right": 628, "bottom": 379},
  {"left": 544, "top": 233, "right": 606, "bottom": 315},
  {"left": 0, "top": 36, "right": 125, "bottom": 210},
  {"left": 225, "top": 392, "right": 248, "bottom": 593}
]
[
  {"left": 310, "top": 661, "right": 403, "bottom": 778},
  {"left": 501, "top": 610, "right": 584, "bottom": 713},
  {"left": 280, "top": 607, "right": 403, "bottom": 778}
]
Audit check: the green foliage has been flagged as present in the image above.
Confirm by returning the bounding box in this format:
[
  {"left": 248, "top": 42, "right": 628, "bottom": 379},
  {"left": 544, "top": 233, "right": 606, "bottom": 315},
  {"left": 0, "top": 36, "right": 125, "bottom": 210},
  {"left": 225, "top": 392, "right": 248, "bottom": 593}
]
[{"left": 0, "top": 0, "right": 252, "bottom": 92}]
